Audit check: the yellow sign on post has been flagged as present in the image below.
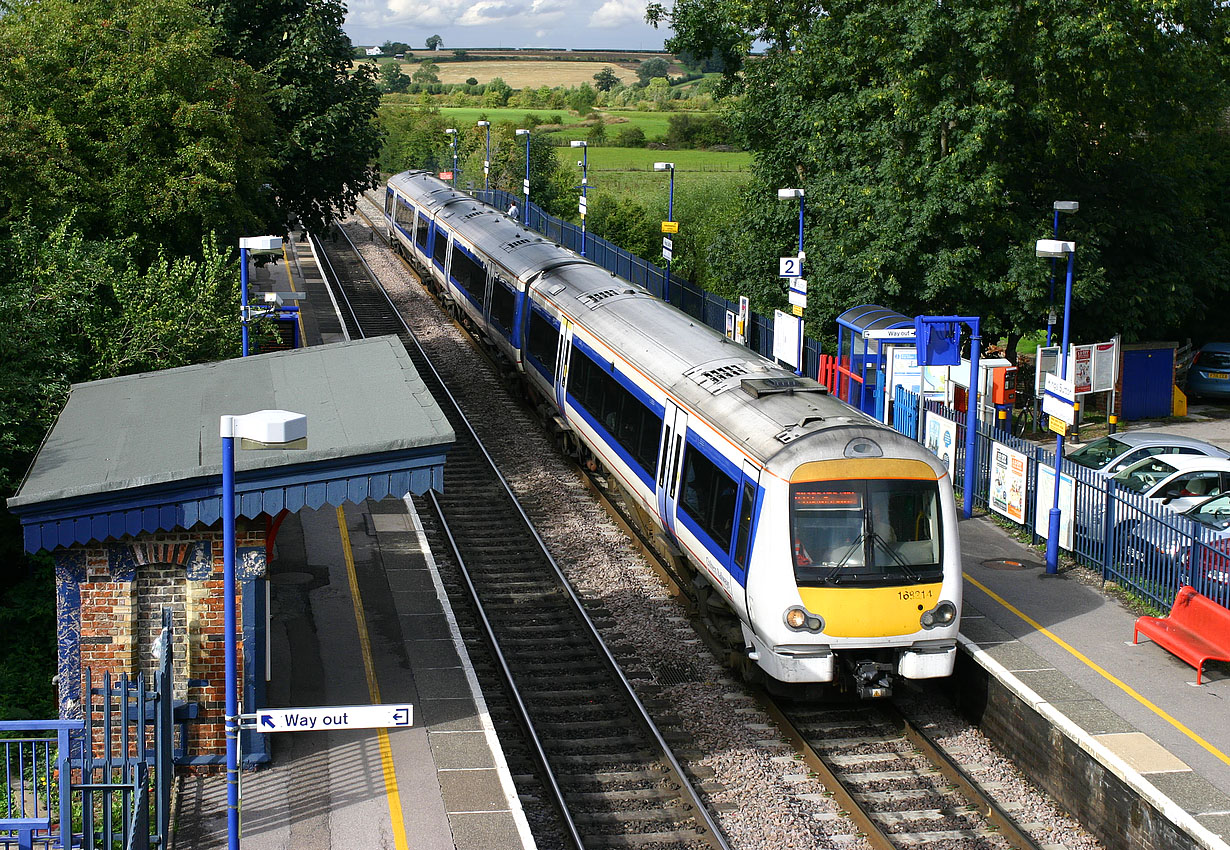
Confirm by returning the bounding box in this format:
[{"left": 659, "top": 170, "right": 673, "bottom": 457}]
[
  {"left": 791, "top": 304, "right": 804, "bottom": 317},
  {"left": 1048, "top": 415, "right": 1068, "bottom": 436},
  {"left": 661, "top": 221, "right": 679, "bottom": 234}
]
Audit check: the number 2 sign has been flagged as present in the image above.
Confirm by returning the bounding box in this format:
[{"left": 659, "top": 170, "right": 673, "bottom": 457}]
[{"left": 779, "top": 256, "right": 803, "bottom": 278}]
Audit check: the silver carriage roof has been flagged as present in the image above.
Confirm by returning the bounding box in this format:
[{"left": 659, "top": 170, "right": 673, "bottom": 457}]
[
  {"left": 389, "top": 170, "right": 587, "bottom": 282},
  {"left": 534, "top": 261, "right": 946, "bottom": 475}
]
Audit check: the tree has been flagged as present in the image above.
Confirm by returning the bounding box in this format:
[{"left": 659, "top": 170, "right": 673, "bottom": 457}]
[
  {"left": 379, "top": 60, "right": 411, "bottom": 93},
  {"left": 466, "top": 77, "right": 479, "bottom": 86},
  {"left": 593, "top": 66, "right": 620, "bottom": 92},
  {"left": 483, "top": 77, "right": 513, "bottom": 107},
  {"left": 206, "top": 0, "right": 383, "bottom": 234},
  {"left": 652, "top": 0, "right": 1230, "bottom": 349},
  {"left": 568, "top": 83, "right": 597, "bottom": 116},
  {"left": 0, "top": 0, "right": 274, "bottom": 260},
  {"left": 635, "top": 56, "right": 670, "bottom": 86},
  {"left": 412, "top": 60, "right": 441, "bottom": 84},
  {"left": 453, "top": 49, "right": 468, "bottom": 60},
  {"left": 378, "top": 108, "right": 448, "bottom": 174},
  {"left": 381, "top": 40, "right": 412, "bottom": 55},
  {"left": 426, "top": 34, "right": 443, "bottom": 50}
]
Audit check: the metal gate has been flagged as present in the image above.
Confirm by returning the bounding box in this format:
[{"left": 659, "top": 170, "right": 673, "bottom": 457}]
[{"left": 1, "top": 608, "right": 176, "bottom": 850}]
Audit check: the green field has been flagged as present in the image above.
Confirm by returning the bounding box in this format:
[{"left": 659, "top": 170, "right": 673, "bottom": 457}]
[
  {"left": 577, "top": 147, "right": 750, "bottom": 204},
  {"left": 402, "top": 106, "right": 725, "bottom": 146}
]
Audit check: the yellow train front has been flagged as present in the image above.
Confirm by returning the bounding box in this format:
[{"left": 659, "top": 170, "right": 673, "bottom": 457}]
[{"left": 744, "top": 427, "right": 961, "bottom": 698}]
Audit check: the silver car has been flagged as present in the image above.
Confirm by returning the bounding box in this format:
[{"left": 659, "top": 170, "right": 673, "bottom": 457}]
[{"left": 1068, "top": 432, "right": 1229, "bottom": 476}]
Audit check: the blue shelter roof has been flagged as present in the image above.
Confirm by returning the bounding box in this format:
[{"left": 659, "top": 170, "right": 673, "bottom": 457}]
[
  {"left": 836, "top": 304, "right": 913, "bottom": 335},
  {"left": 7, "top": 337, "right": 454, "bottom": 553}
]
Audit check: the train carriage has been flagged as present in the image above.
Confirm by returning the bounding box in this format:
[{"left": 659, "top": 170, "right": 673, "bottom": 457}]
[{"left": 384, "top": 170, "right": 961, "bottom": 697}]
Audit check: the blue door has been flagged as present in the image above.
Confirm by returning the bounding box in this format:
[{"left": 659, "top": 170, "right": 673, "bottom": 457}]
[{"left": 1122, "top": 349, "right": 1173, "bottom": 420}]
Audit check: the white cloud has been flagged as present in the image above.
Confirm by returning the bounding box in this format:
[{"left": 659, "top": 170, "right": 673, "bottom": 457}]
[
  {"left": 457, "top": 1, "right": 527, "bottom": 26},
  {"left": 589, "top": 0, "right": 646, "bottom": 28}
]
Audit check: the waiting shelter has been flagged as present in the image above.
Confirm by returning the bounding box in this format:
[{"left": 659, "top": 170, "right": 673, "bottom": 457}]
[
  {"left": 6, "top": 336, "right": 454, "bottom": 765},
  {"left": 834, "top": 305, "right": 915, "bottom": 419}
]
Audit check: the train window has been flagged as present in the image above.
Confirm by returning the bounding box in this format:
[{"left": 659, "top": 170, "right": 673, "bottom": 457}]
[
  {"left": 395, "top": 200, "right": 414, "bottom": 228},
  {"left": 432, "top": 229, "right": 450, "bottom": 267},
  {"left": 490, "top": 277, "right": 516, "bottom": 334},
  {"left": 733, "top": 482, "right": 756, "bottom": 571},
  {"left": 385, "top": 190, "right": 393, "bottom": 217},
  {"left": 451, "top": 248, "right": 486, "bottom": 300},
  {"left": 414, "top": 214, "right": 428, "bottom": 250},
  {"left": 569, "top": 349, "right": 661, "bottom": 478},
  {"left": 790, "top": 480, "right": 942, "bottom": 586},
  {"left": 526, "top": 307, "right": 560, "bottom": 375},
  {"left": 680, "top": 442, "right": 737, "bottom": 554}
]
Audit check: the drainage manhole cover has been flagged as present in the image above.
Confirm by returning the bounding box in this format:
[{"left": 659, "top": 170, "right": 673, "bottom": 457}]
[{"left": 981, "top": 558, "right": 1037, "bottom": 570}]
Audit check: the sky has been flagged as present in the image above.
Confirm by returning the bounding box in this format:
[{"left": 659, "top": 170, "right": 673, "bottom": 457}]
[{"left": 343, "top": 0, "right": 672, "bottom": 51}]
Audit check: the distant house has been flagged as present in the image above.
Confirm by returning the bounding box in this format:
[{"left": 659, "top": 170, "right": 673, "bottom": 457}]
[{"left": 365, "top": 46, "right": 382, "bottom": 57}]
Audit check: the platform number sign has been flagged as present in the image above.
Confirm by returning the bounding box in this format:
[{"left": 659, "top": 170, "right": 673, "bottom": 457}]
[{"left": 779, "top": 256, "right": 803, "bottom": 278}]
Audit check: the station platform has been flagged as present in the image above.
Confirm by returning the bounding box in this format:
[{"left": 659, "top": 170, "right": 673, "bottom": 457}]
[
  {"left": 171, "top": 235, "right": 535, "bottom": 850},
  {"left": 959, "top": 515, "right": 1230, "bottom": 849}
]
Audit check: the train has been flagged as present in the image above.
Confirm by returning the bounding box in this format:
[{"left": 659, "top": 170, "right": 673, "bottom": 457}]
[{"left": 382, "top": 170, "right": 961, "bottom": 698}]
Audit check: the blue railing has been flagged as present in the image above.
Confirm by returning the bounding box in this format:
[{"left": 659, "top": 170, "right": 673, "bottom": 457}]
[
  {"left": 887, "top": 388, "right": 1225, "bottom": 612},
  {"left": 474, "top": 187, "right": 822, "bottom": 377}
]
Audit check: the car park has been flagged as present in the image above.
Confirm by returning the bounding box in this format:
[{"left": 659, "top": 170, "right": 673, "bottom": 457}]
[
  {"left": 1080, "top": 455, "right": 1230, "bottom": 546},
  {"left": 1067, "top": 432, "right": 1229, "bottom": 476},
  {"left": 1186, "top": 342, "right": 1230, "bottom": 400},
  {"left": 1121, "top": 492, "right": 1230, "bottom": 581}
]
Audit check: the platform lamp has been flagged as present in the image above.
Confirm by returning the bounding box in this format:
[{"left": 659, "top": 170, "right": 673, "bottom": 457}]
[
  {"left": 220, "top": 410, "right": 307, "bottom": 850},
  {"left": 571, "top": 140, "right": 589, "bottom": 257},
  {"left": 1046, "top": 201, "right": 1079, "bottom": 347},
  {"left": 654, "top": 162, "right": 676, "bottom": 302},
  {"left": 1036, "top": 238, "right": 1076, "bottom": 575},
  {"left": 444, "top": 128, "right": 458, "bottom": 187},
  {"left": 516, "top": 128, "right": 531, "bottom": 225},
  {"left": 239, "top": 236, "right": 281, "bottom": 357},
  {"left": 476, "top": 120, "right": 491, "bottom": 192},
  {"left": 777, "top": 188, "right": 806, "bottom": 376}
]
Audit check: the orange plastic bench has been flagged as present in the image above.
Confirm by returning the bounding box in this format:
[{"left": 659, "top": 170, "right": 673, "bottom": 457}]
[{"left": 1134, "top": 586, "right": 1230, "bottom": 684}]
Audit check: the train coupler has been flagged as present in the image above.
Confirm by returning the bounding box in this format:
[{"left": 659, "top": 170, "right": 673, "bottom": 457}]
[{"left": 851, "top": 660, "right": 894, "bottom": 699}]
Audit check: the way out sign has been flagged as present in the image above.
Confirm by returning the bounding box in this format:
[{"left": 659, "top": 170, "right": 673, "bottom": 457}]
[{"left": 246, "top": 703, "right": 413, "bottom": 733}]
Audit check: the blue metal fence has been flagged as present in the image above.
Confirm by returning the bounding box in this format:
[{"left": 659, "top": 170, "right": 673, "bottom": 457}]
[
  {"left": 0, "top": 610, "right": 175, "bottom": 850},
  {"left": 886, "top": 388, "right": 1226, "bottom": 613}
]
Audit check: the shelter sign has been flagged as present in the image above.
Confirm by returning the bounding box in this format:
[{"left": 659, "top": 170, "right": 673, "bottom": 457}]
[{"left": 989, "top": 443, "right": 1027, "bottom": 524}]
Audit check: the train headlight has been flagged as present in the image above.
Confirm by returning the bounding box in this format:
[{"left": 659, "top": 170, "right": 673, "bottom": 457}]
[
  {"left": 920, "top": 601, "right": 957, "bottom": 630},
  {"left": 784, "top": 606, "right": 824, "bottom": 632}
]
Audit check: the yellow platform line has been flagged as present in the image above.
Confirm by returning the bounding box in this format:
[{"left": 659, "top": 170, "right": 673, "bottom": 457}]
[
  {"left": 964, "top": 572, "right": 1230, "bottom": 769},
  {"left": 337, "top": 505, "right": 411, "bottom": 850}
]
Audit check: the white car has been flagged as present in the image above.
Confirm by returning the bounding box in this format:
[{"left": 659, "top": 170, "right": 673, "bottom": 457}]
[
  {"left": 1111, "top": 455, "right": 1230, "bottom": 514},
  {"left": 1067, "top": 432, "right": 1229, "bottom": 476}
]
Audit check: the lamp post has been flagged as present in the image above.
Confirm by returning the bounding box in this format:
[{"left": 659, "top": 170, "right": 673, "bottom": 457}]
[
  {"left": 777, "top": 188, "right": 805, "bottom": 376},
  {"left": 516, "top": 128, "right": 531, "bottom": 225},
  {"left": 571, "top": 140, "right": 589, "bottom": 257},
  {"left": 1046, "top": 201, "right": 1079, "bottom": 346},
  {"left": 476, "top": 120, "right": 491, "bottom": 192},
  {"left": 220, "top": 410, "right": 307, "bottom": 850},
  {"left": 444, "top": 128, "right": 458, "bottom": 187},
  {"left": 1036, "top": 238, "right": 1076, "bottom": 575},
  {"left": 238, "top": 236, "right": 281, "bottom": 357},
  {"left": 654, "top": 162, "right": 675, "bottom": 301}
]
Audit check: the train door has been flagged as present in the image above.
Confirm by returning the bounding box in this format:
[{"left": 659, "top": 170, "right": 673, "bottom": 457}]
[
  {"left": 554, "top": 319, "right": 573, "bottom": 411},
  {"left": 656, "top": 401, "right": 689, "bottom": 537},
  {"left": 482, "top": 268, "right": 494, "bottom": 326},
  {"left": 728, "top": 461, "right": 760, "bottom": 591}
]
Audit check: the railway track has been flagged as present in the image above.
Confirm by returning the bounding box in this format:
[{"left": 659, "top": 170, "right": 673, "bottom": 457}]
[{"left": 310, "top": 227, "right": 729, "bottom": 850}]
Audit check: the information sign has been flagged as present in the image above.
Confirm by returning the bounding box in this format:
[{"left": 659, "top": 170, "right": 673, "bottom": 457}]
[
  {"left": 522, "top": 179, "right": 530, "bottom": 195},
  {"left": 788, "top": 289, "right": 807, "bottom": 309},
  {"left": 864, "top": 328, "right": 917, "bottom": 341},
  {"left": 662, "top": 237, "right": 673, "bottom": 251},
  {"left": 1048, "top": 414, "right": 1068, "bottom": 435},
  {"left": 1034, "top": 345, "right": 1061, "bottom": 394},
  {"left": 725, "top": 310, "right": 736, "bottom": 340},
  {"left": 923, "top": 411, "right": 958, "bottom": 477},
  {"left": 661, "top": 221, "right": 679, "bottom": 234},
  {"left": 736, "top": 297, "right": 749, "bottom": 345},
  {"left": 779, "top": 256, "right": 803, "bottom": 278},
  {"left": 438, "top": 171, "right": 453, "bottom": 181},
  {"left": 773, "top": 310, "right": 801, "bottom": 368},
  {"left": 1072, "top": 345, "right": 1093, "bottom": 395},
  {"left": 246, "top": 704, "right": 413, "bottom": 733},
  {"left": 989, "top": 442, "right": 1028, "bottom": 523},
  {"left": 1044, "top": 372, "right": 1075, "bottom": 403},
  {"left": 1035, "top": 466, "right": 1075, "bottom": 550}
]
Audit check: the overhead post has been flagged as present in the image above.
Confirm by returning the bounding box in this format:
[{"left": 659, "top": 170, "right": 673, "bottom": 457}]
[
  {"left": 444, "top": 128, "right": 458, "bottom": 187},
  {"left": 571, "top": 140, "right": 589, "bottom": 257},
  {"left": 654, "top": 162, "right": 676, "bottom": 302},
  {"left": 1036, "top": 237, "right": 1077, "bottom": 574},
  {"left": 777, "top": 188, "right": 806, "bottom": 376},
  {"left": 476, "top": 121, "right": 491, "bottom": 192},
  {"left": 1047, "top": 201, "right": 1078, "bottom": 347},
  {"left": 516, "top": 128, "right": 531, "bottom": 225},
  {"left": 238, "top": 236, "right": 281, "bottom": 357},
  {"left": 220, "top": 410, "right": 307, "bottom": 850}
]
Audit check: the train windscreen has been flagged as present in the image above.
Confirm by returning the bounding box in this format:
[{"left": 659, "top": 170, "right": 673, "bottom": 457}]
[{"left": 790, "top": 480, "right": 942, "bottom": 586}]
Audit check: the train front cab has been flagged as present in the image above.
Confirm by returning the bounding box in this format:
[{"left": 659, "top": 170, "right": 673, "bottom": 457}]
[{"left": 750, "top": 454, "right": 960, "bottom": 696}]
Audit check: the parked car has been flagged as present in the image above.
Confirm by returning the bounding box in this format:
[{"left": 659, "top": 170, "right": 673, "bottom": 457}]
[
  {"left": 1186, "top": 342, "right": 1230, "bottom": 400},
  {"left": 1067, "top": 432, "right": 1230, "bottom": 476},
  {"left": 1082, "top": 456, "right": 1230, "bottom": 543},
  {"left": 1121, "top": 492, "right": 1230, "bottom": 580}
]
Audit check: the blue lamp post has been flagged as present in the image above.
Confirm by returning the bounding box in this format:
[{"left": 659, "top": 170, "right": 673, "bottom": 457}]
[
  {"left": 239, "top": 236, "right": 281, "bottom": 357},
  {"left": 571, "top": 140, "right": 589, "bottom": 257},
  {"left": 220, "top": 410, "right": 307, "bottom": 850},
  {"left": 477, "top": 120, "right": 491, "bottom": 192},
  {"left": 516, "top": 128, "right": 531, "bottom": 225},
  {"left": 654, "top": 162, "right": 675, "bottom": 301},
  {"left": 777, "top": 188, "right": 806, "bottom": 376},
  {"left": 1046, "top": 201, "right": 1079, "bottom": 347},
  {"left": 1036, "top": 238, "right": 1076, "bottom": 574},
  {"left": 444, "top": 128, "right": 458, "bottom": 187}
]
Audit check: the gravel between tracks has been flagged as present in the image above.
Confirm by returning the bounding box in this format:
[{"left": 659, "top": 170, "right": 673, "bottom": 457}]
[{"left": 343, "top": 202, "right": 1104, "bottom": 850}]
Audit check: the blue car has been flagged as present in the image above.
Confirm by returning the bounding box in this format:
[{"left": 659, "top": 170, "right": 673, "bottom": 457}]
[{"left": 1187, "top": 342, "right": 1230, "bottom": 400}]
